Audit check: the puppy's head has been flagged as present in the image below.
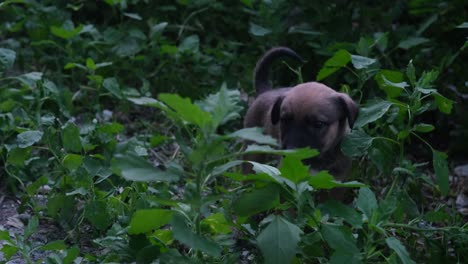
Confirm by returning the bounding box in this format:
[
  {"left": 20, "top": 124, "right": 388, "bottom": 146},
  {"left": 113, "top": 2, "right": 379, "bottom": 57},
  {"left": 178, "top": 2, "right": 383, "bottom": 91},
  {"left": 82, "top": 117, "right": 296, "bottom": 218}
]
[{"left": 271, "top": 82, "right": 358, "bottom": 155}]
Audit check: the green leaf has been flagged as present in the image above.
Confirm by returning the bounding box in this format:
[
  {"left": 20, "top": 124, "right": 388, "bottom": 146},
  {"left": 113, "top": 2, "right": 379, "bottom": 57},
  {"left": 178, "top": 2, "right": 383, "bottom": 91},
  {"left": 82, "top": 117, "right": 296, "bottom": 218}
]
[
  {"left": 13, "top": 72, "right": 43, "bottom": 87},
  {"left": 128, "top": 96, "right": 163, "bottom": 107},
  {"left": 317, "top": 50, "right": 351, "bottom": 81},
  {"left": 232, "top": 184, "right": 280, "bottom": 217},
  {"left": 398, "top": 37, "right": 429, "bottom": 50},
  {"left": 84, "top": 200, "right": 111, "bottom": 230},
  {"left": 412, "top": 123, "right": 434, "bottom": 133},
  {"left": 1, "top": 244, "right": 18, "bottom": 260},
  {"left": 354, "top": 100, "right": 393, "bottom": 128},
  {"left": 279, "top": 156, "right": 310, "bottom": 184},
  {"left": 356, "top": 187, "right": 378, "bottom": 220},
  {"left": 385, "top": 237, "right": 416, "bottom": 264},
  {"left": 350, "top": 55, "right": 376, "bottom": 69},
  {"left": 456, "top": 22, "right": 468, "bottom": 28},
  {"left": 432, "top": 150, "right": 449, "bottom": 195},
  {"left": 320, "top": 201, "right": 363, "bottom": 228},
  {"left": 171, "top": 213, "right": 221, "bottom": 257},
  {"left": 244, "top": 145, "right": 319, "bottom": 159},
  {"left": 62, "top": 122, "right": 82, "bottom": 152},
  {"left": 40, "top": 240, "right": 67, "bottom": 251},
  {"left": 257, "top": 216, "right": 303, "bottom": 264},
  {"left": 198, "top": 84, "right": 243, "bottom": 126},
  {"left": 341, "top": 130, "right": 373, "bottom": 157},
  {"left": 309, "top": 171, "right": 365, "bottom": 190},
  {"left": 16, "top": 130, "right": 43, "bottom": 148},
  {"left": 249, "top": 22, "right": 272, "bottom": 36},
  {"left": 406, "top": 61, "right": 416, "bottom": 87},
  {"left": 201, "top": 213, "right": 232, "bottom": 234},
  {"left": 111, "top": 153, "right": 179, "bottom": 182},
  {"left": 103, "top": 77, "right": 123, "bottom": 99},
  {"left": 62, "top": 154, "right": 83, "bottom": 171},
  {"left": 227, "top": 127, "right": 278, "bottom": 146},
  {"left": 159, "top": 93, "right": 211, "bottom": 127},
  {"left": 321, "top": 224, "right": 359, "bottom": 254},
  {"left": 24, "top": 216, "right": 39, "bottom": 239},
  {"left": 7, "top": 147, "right": 31, "bottom": 166},
  {"left": 129, "top": 209, "right": 173, "bottom": 234},
  {"left": 0, "top": 48, "right": 16, "bottom": 70},
  {"left": 433, "top": 93, "right": 453, "bottom": 114},
  {"left": 330, "top": 251, "right": 362, "bottom": 264},
  {"left": 123, "top": 12, "right": 142, "bottom": 20},
  {"left": 375, "top": 70, "right": 405, "bottom": 98},
  {"left": 85, "top": 58, "right": 96, "bottom": 70},
  {"left": 179, "top": 35, "right": 199, "bottom": 52},
  {"left": 50, "top": 24, "right": 84, "bottom": 39}
]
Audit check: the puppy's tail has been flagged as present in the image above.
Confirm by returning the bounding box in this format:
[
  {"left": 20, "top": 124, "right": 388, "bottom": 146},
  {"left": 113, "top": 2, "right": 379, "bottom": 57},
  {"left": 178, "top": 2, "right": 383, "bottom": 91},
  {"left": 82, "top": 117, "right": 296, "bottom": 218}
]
[{"left": 254, "top": 47, "right": 304, "bottom": 96}]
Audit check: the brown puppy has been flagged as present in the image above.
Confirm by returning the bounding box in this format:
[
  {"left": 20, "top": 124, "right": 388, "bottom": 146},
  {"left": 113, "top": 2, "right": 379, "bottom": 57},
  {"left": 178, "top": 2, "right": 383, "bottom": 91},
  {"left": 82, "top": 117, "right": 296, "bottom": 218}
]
[{"left": 244, "top": 47, "right": 358, "bottom": 179}]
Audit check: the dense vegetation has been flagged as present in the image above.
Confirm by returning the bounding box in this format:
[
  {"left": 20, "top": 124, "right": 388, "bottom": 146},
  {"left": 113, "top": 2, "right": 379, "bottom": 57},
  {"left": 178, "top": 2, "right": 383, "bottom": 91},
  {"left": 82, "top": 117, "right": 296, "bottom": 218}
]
[{"left": 0, "top": 0, "right": 467, "bottom": 263}]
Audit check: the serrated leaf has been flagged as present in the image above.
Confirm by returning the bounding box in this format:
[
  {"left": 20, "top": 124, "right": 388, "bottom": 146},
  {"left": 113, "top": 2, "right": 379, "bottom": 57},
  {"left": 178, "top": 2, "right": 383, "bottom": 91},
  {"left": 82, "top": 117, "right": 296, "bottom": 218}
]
[
  {"left": 197, "top": 84, "right": 242, "bottom": 126},
  {"left": 129, "top": 209, "right": 173, "bottom": 234},
  {"left": 232, "top": 184, "right": 280, "bottom": 217},
  {"left": 111, "top": 153, "right": 179, "bottom": 182},
  {"left": 341, "top": 130, "right": 373, "bottom": 157},
  {"left": 412, "top": 123, "right": 434, "bottom": 133},
  {"left": 375, "top": 70, "right": 405, "bottom": 98},
  {"left": 317, "top": 50, "right": 351, "bottom": 81},
  {"left": 103, "top": 77, "right": 123, "bottom": 99},
  {"left": 279, "top": 156, "right": 310, "bottom": 184},
  {"left": 350, "top": 55, "right": 376, "bottom": 69},
  {"left": 257, "top": 216, "right": 303, "bottom": 264},
  {"left": 398, "top": 37, "right": 429, "bottom": 50},
  {"left": 0, "top": 48, "right": 16, "bottom": 70},
  {"left": 433, "top": 150, "right": 449, "bottom": 195},
  {"left": 385, "top": 237, "right": 416, "bottom": 264},
  {"left": 171, "top": 214, "right": 221, "bottom": 257},
  {"left": 354, "top": 100, "right": 393, "bottom": 128},
  {"left": 321, "top": 224, "right": 359, "bottom": 254},
  {"left": 249, "top": 22, "right": 272, "bottom": 36},
  {"left": 227, "top": 127, "right": 278, "bottom": 146},
  {"left": 62, "top": 122, "right": 82, "bottom": 152},
  {"left": 159, "top": 93, "right": 211, "bottom": 128},
  {"left": 16, "top": 130, "right": 43, "bottom": 148},
  {"left": 433, "top": 93, "right": 453, "bottom": 114},
  {"left": 356, "top": 187, "right": 378, "bottom": 220},
  {"left": 62, "top": 154, "right": 83, "bottom": 171}
]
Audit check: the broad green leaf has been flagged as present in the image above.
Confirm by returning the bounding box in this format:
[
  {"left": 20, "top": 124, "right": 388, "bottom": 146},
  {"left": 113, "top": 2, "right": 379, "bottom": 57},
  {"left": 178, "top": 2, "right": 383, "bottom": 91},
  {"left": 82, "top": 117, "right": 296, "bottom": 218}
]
[
  {"left": 197, "top": 84, "right": 243, "bottom": 126},
  {"left": 433, "top": 93, "right": 453, "bottom": 114},
  {"left": 398, "top": 37, "right": 429, "bottom": 50},
  {"left": 161, "top": 44, "right": 178, "bottom": 55},
  {"left": 249, "top": 22, "right": 272, "bottom": 36},
  {"left": 150, "top": 22, "right": 168, "bottom": 37},
  {"left": 385, "top": 237, "right": 416, "bottom": 264},
  {"left": 375, "top": 70, "right": 405, "bottom": 98},
  {"left": 317, "top": 50, "right": 351, "bottom": 81},
  {"left": 417, "top": 70, "right": 438, "bottom": 88},
  {"left": 86, "top": 58, "right": 96, "bottom": 70},
  {"left": 330, "top": 251, "right": 362, "bottom": 264},
  {"left": 13, "top": 72, "right": 43, "bottom": 87},
  {"left": 103, "top": 77, "right": 123, "bottom": 99},
  {"left": 62, "top": 154, "right": 83, "bottom": 171},
  {"left": 0, "top": 48, "right": 16, "bottom": 70},
  {"left": 159, "top": 93, "right": 211, "bottom": 127},
  {"left": 171, "top": 214, "right": 221, "bottom": 257},
  {"left": 309, "top": 171, "right": 365, "bottom": 190},
  {"left": 111, "top": 153, "right": 179, "bottom": 182},
  {"left": 232, "top": 184, "right": 280, "bottom": 217},
  {"left": 354, "top": 100, "right": 393, "bottom": 128},
  {"left": 356, "top": 187, "right": 378, "bottom": 220},
  {"left": 227, "top": 127, "right": 278, "bottom": 146},
  {"left": 129, "top": 209, "right": 173, "bottom": 234},
  {"left": 257, "top": 216, "right": 303, "bottom": 264},
  {"left": 244, "top": 144, "right": 319, "bottom": 159},
  {"left": 320, "top": 201, "right": 363, "bottom": 228},
  {"left": 350, "top": 55, "right": 376, "bottom": 69},
  {"left": 50, "top": 24, "right": 84, "bottom": 39},
  {"left": 201, "top": 213, "right": 232, "bottom": 234},
  {"left": 412, "top": 123, "right": 434, "bottom": 133},
  {"left": 432, "top": 150, "right": 449, "bottom": 195},
  {"left": 16, "top": 130, "right": 43, "bottom": 148},
  {"left": 62, "top": 122, "right": 82, "bottom": 152},
  {"left": 66, "top": 187, "right": 87, "bottom": 196},
  {"left": 40, "top": 240, "right": 67, "bottom": 251},
  {"left": 341, "top": 130, "right": 373, "bottom": 157},
  {"left": 321, "top": 224, "right": 359, "bottom": 254},
  {"left": 279, "top": 156, "right": 309, "bottom": 184},
  {"left": 84, "top": 200, "right": 111, "bottom": 230},
  {"left": 211, "top": 160, "right": 244, "bottom": 177},
  {"left": 128, "top": 96, "right": 163, "bottom": 108},
  {"left": 179, "top": 35, "right": 199, "bottom": 52}
]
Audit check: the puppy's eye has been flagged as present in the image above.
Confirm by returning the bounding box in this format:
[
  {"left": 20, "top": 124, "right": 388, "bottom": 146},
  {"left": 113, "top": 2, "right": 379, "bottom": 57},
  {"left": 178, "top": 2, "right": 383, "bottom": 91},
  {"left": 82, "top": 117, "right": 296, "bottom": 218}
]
[{"left": 311, "top": 121, "right": 327, "bottom": 129}]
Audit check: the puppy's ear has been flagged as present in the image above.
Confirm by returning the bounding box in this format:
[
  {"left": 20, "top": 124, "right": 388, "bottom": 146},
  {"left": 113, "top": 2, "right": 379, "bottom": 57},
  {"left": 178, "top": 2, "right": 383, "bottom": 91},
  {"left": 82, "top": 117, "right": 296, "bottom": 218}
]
[
  {"left": 337, "top": 94, "right": 359, "bottom": 128},
  {"left": 271, "top": 96, "right": 284, "bottom": 125}
]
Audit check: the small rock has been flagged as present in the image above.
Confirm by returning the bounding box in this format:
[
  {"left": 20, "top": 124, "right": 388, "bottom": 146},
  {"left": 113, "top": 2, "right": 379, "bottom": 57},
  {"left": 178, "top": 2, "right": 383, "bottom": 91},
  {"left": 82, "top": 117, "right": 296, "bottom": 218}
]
[{"left": 454, "top": 164, "right": 468, "bottom": 177}]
